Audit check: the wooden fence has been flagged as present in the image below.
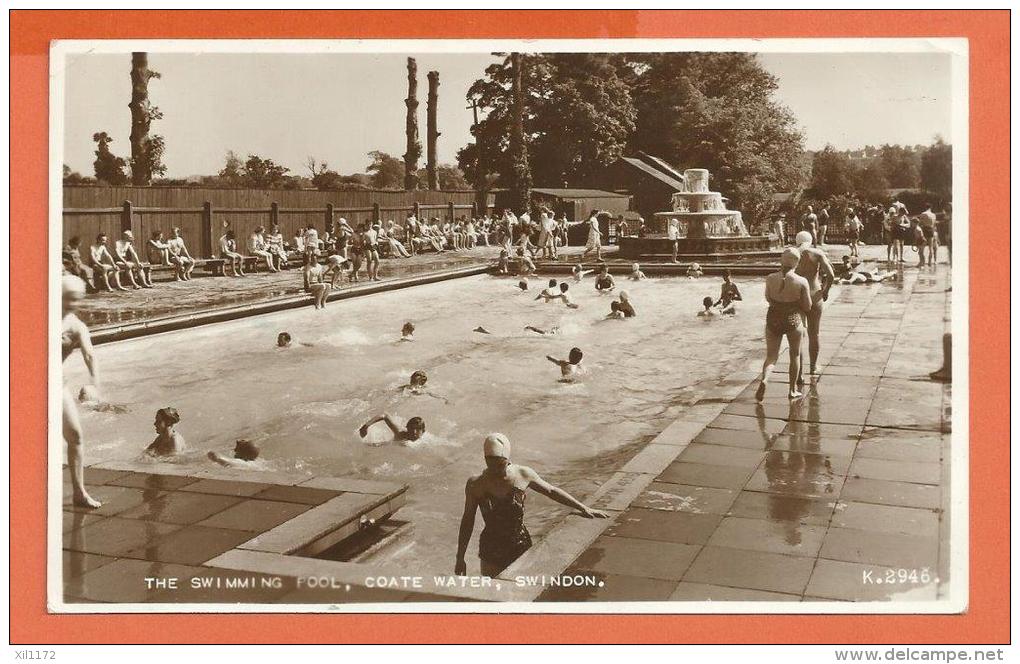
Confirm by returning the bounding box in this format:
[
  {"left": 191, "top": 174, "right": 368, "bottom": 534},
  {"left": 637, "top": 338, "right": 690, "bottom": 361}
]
[{"left": 62, "top": 186, "right": 493, "bottom": 258}]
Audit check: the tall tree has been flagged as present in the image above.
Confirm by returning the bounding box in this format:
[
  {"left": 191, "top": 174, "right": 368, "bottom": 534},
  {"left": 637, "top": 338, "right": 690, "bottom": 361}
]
[
  {"left": 507, "top": 52, "right": 532, "bottom": 212},
  {"left": 403, "top": 58, "right": 422, "bottom": 190},
  {"left": 426, "top": 70, "right": 441, "bottom": 190},
  {"left": 91, "top": 132, "right": 129, "bottom": 185},
  {"left": 457, "top": 53, "right": 635, "bottom": 191},
  {"left": 241, "top": 155, "right": 289, "bottom": 188},
  {"left": 879, "top": 144, "right": 921, "bottom": 189},
  {"left": 436, "top": 164, "right": 471, "bottom": 190},
  {"left": 920, "top": 137, "right": 952, "bottom": 199},
  {"left": 809, "top": 145, "right": 853, "bottom": 199},
  {"left": 367, "top": 151, "right": 405, "bottom": 189},
  {"left": 627, "top": 53, "right": 804, "bottom": 200},
  {"left": 128, "top": 52, "right": 166, "bottom": 185}
]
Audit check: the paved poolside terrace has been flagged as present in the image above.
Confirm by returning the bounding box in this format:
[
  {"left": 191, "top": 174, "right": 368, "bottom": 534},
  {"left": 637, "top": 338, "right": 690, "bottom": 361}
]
[{"left": 62, "top": 245, "right": 953, "bottom": 605}]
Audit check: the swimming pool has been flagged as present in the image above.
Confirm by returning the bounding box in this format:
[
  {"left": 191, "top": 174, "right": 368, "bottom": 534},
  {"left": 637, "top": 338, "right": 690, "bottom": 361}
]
[{"left": 65, "top": 273, "right": 768, "bottom": 575}]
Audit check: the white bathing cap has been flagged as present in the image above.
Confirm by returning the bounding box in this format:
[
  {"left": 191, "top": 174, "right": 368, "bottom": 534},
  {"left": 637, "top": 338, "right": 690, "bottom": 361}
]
[
  {"left": 483, "top": 433, "right": 511, "bottom": 459},
  {"left": 795, "top": 231, "right": 813, "bottom": 247},
  {"left": 781, "top": 247, "right": 801, "bottom": 270}
]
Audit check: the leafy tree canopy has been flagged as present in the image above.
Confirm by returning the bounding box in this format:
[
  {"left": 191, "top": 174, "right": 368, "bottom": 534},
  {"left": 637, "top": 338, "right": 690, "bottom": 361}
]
[{"left": 91, "top": 132, "right": 129, "bottom": 185}]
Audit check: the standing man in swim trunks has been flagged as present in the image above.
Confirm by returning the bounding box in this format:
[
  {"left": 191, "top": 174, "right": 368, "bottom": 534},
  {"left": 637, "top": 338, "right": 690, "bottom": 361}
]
[
  {"left": 917, "top": 204, "right": 938, "bottom": 267},
  {"left": 365, "top": 223, "right": 382, "bottom": 281},
  {"left": 816, "top": 205, "right": 830, "bottom": 246},
  {"left": 794, "top": 230, "right": 835, "bottom": 383}
]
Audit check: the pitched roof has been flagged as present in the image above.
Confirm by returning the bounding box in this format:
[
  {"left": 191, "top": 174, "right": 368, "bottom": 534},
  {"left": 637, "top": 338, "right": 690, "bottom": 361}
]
[
  {"left": 531, "top": 188, "right": 630, "bottom": 199},
  {"left": 617, "top": 157, "right": 687, "bottom": 191}
]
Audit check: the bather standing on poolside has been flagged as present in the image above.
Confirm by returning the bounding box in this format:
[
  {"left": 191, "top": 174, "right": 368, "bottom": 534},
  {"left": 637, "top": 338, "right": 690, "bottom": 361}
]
[
  {"left": 794, "top": 230, "right": 836, "bottom": 383},
  {"left": 61, "top": 275, "right": 102, "bottom": 508},
  {"left": 756, "top": 248, "right": 813, "bottom": 401},
  {"left": 455, "top": 434, "right": 608, "bottom": 577}
]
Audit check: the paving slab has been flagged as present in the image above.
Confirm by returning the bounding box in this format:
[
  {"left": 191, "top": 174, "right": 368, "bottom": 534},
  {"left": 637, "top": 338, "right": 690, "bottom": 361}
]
[{"left": 682, "top": 546, "right": 815, "bottom": 596}]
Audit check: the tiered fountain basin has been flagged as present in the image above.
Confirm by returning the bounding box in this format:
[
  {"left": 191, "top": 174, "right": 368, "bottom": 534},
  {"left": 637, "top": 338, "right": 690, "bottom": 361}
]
[{"left": 619, "top": 168, "right": 782, "bottom": 261}]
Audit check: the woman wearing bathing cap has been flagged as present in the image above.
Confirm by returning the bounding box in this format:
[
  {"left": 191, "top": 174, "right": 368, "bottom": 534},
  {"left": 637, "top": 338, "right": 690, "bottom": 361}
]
[
  {"left": 61, "top": 275, "right": 102, "bottom": 508},
  {"left": 455, "top": 433, "right": 608, "bottom": 577},
  {"left": 755, "top": 247, "right": 812, "bottom": 401}
]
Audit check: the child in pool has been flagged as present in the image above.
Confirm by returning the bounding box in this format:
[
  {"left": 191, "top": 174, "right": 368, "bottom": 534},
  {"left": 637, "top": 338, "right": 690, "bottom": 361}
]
[
  {"left": 535, "top": 279, "right": 560, "bottom": 301},
  {"left": 145, "top": 407, "right": 185, "bottom": 457},
  {"left": 517, "top": 280, "right": 529, "bottom": 292},
  {"left": 557, "top": 282, "right": 580, "bottom": 309},
  {"left": 572, "top": 264, "right": 593, "bottom": 282},
  {"left": 605, "top": 300, "right": 625, "bottom": 320},
  {"left": 208, "top": 439, "right": 261, "bottom": 468},
  {"left": 697, "top": 296, "right": 717, "bottom": 317},
  {"left": 398, "top": 370, "right": 449, "bottom": 403},
  {"left": 687, "top": 262, "right": 704, "bottom": 278},
  {"left": 546, "top": 347, "right": 584, "bottom": 382},
  {"left": 277, "top": 331, "right": 313, "bottom": 347},
  {"left": 594, "top": 265, "right": 615, "bottom": 292},
  {"left": 617, "top": 290, "right": 636, "bottom": 317},
  {"left": 77, "top": 385, "right": 129, "bottom": 413},
  {"left": 400, "top": 321, "right": 415, "bottom": 342},
  {"left": 359, "top": 414, "right": 426, "bottom": 443},
  {"left": 628, "top": 263, "right": 646, "bottom": 281}
]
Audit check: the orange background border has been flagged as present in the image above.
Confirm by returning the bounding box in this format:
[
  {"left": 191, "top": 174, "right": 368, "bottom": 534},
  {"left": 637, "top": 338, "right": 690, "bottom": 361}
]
[{"left": 11, "top": 9, "right": 1009, "bottom": 644}]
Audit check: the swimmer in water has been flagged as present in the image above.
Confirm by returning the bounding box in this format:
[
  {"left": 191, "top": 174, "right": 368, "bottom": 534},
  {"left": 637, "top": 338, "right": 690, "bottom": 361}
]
[
  {"left": 546, "top": 347, "right": 584, "bottom": 382},
  {"left": 524, "top": 325, "right": 560, "bottom": 335},
  {"left": 277, "top": 332, "right": 292, "bottom": 347},
  {"left": 400, "top": 322, "right": 415, "bottom": 342},
  {"left": 208, "top": 439, "right": 261, "bottom": 468},
  {"left": 557, "top": 282, "right": 580, "bottom": 309},
  {"left": 535, "top": 278, "right": 560, "bottom": 301},
  {"left": 628, "top": 263, "right": 646, "bottom": 281},
  {"left": 605, "top": 300, "right": 625, "bottom": 320},
  {"left": 687, "top": 262, "right": 704, "bottom": 278},
  {"left": 714, "top": 270, "right": 742, "bottom": 313},
  {"left": 697, "top": 296, "right": 717, "bottom": 317},
  {"left": 572, "top": 263, "right": 593, "bottom": 282},
  {"left": 398, "top": 370, "right": 449, "bottom": 403},
  {"left": 594, "top": 265, "right": 616, "bottom": 293},
  {"left": 617, "top": 290, "right": 636, "bottom": 317},
  {"left": 77, "top": 386, "right": 129, "bottom": 413},
  {"left": 517, "top": 280, "right": 529, "bottom": 292},
  {"left": 145, "top": 407, "right": 185, "bottom": 457},
  {"left": 358, "top": 414, "right": 426, "bottom": 443}
]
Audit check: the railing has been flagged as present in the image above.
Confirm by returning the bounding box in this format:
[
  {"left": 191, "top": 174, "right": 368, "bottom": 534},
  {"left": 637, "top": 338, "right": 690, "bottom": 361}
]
[{"left": 62, "top": 199, "right": 496, "bottom": 259}]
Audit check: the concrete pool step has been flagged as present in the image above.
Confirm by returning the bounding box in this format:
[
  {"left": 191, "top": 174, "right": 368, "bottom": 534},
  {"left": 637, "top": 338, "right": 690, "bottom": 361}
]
[{"left": 89, "top": 263, "right": 491, "bottom": 345}]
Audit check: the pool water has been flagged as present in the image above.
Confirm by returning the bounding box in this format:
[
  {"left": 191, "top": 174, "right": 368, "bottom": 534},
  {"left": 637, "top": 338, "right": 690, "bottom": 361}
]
[{"left": 65, "top": 274, "right": 768, "bottom": 575}]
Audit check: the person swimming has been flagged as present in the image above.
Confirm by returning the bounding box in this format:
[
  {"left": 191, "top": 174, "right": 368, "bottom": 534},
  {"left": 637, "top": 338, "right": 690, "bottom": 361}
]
[
  {"left": 557, "top": 282, "right": 580, "bottom": 309},
  {"left": 524, "top": 325, "right": 560, "bottom": 335},
  {"left": 400, "top": 321, "right": 415, "bottom": 341},
  {"left": 572, "top": 263, "right": 593, "bottom": 282},
  {"left": 715, "top": 269, "right": 742, "bottom": 311},
  {"left": 145, "top": 407, "right": 185, "bottom": 457},
  {"left": 517, "top": 280, "right": 529, "bottom": 292},
  {"left": 594, "top": 265, "right": 615, "bottom": 292},
  {"left": 208, "top": 439, "right": 261, "bottom": 468},
  {"left": 687, "top": 262, "right": 704, "bottom": 278},
  {"left": 628, "top": 263, "right": 646, "bottom": 281},
  {"left": 605, "top": 300, "right": 625, "bottom": 320},
  {"left": 535, "top": 279, "right": 560, "bottom": 301},
  {"left": 358, "top": 413, "right": 426, "bottom": 444},
  {"left": 617, "top": 290, "right": 636, "bottom": 317},
  {"left": 398, "top": 370, "right": 449, "bottom": 403},
  {"left": 697, "top": 296, "right": 717, "bottom": 317},
  {"left": 277, "top": 332, "right": 292, "bottom": 347},
  {"left": 546, "top": 347, "right": 584, "bottom": 382}
]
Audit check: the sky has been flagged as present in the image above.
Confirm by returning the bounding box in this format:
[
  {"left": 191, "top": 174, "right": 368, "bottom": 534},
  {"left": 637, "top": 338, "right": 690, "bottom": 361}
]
[{"left": 61, "top": 50, "right": 953, "bottom": 179}]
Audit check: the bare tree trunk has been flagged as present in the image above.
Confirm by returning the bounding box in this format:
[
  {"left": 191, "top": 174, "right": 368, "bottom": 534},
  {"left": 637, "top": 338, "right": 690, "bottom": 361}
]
[
  {"left": 426, "top": 71, "right": 441, "bottom": 190},
  {"left": 403, "top": 58, "right": 422, "bottom": 191},
  {"left": 508, "top": 53, "right": 532, "bottom": 215},
  {"left": 129, "top": 52, "right": 156, "bottom": 185}
]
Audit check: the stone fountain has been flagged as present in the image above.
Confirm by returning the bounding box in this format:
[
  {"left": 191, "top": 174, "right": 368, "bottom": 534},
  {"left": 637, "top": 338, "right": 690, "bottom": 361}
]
[{"left": 619, "top": 168, "right": 781, "bottom": 260}]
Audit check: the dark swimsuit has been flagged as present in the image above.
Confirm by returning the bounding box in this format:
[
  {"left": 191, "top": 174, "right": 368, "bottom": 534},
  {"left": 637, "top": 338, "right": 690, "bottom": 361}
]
[
  {"left": 766, "top": 278, "right": 802, "bottom": 336},
  {"left": 478, "top": 488, "right": 532, "bottom": 572},
  {"left": 595, "top": 276, "right": 613, "bottom": 291}
]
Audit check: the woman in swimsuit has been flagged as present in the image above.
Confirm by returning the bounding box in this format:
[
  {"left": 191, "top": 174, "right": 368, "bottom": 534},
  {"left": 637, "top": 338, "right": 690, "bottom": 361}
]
[
  {"left": 349, "top": 225, "right": 365, "bottom": 283},
  {"left": 303, "top": 250, "right": 332, "bottom": 309},
  {"left": 756, "top": 247, "right": 813, "bottom": 401},
  {"left": 455, "top": 433, "right": 608, "bottom": 577},
  {"left": 61, "top": 275, "right": 102, "bottom": 508}
]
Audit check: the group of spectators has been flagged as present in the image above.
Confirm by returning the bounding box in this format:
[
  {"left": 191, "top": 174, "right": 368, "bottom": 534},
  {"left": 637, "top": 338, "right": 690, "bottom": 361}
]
[
  {"left": 774, "top": 199, "right": 951, "bottom": 266},
  {"left": 61, "top": 206, "right": 603, "bottom": 295}
]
